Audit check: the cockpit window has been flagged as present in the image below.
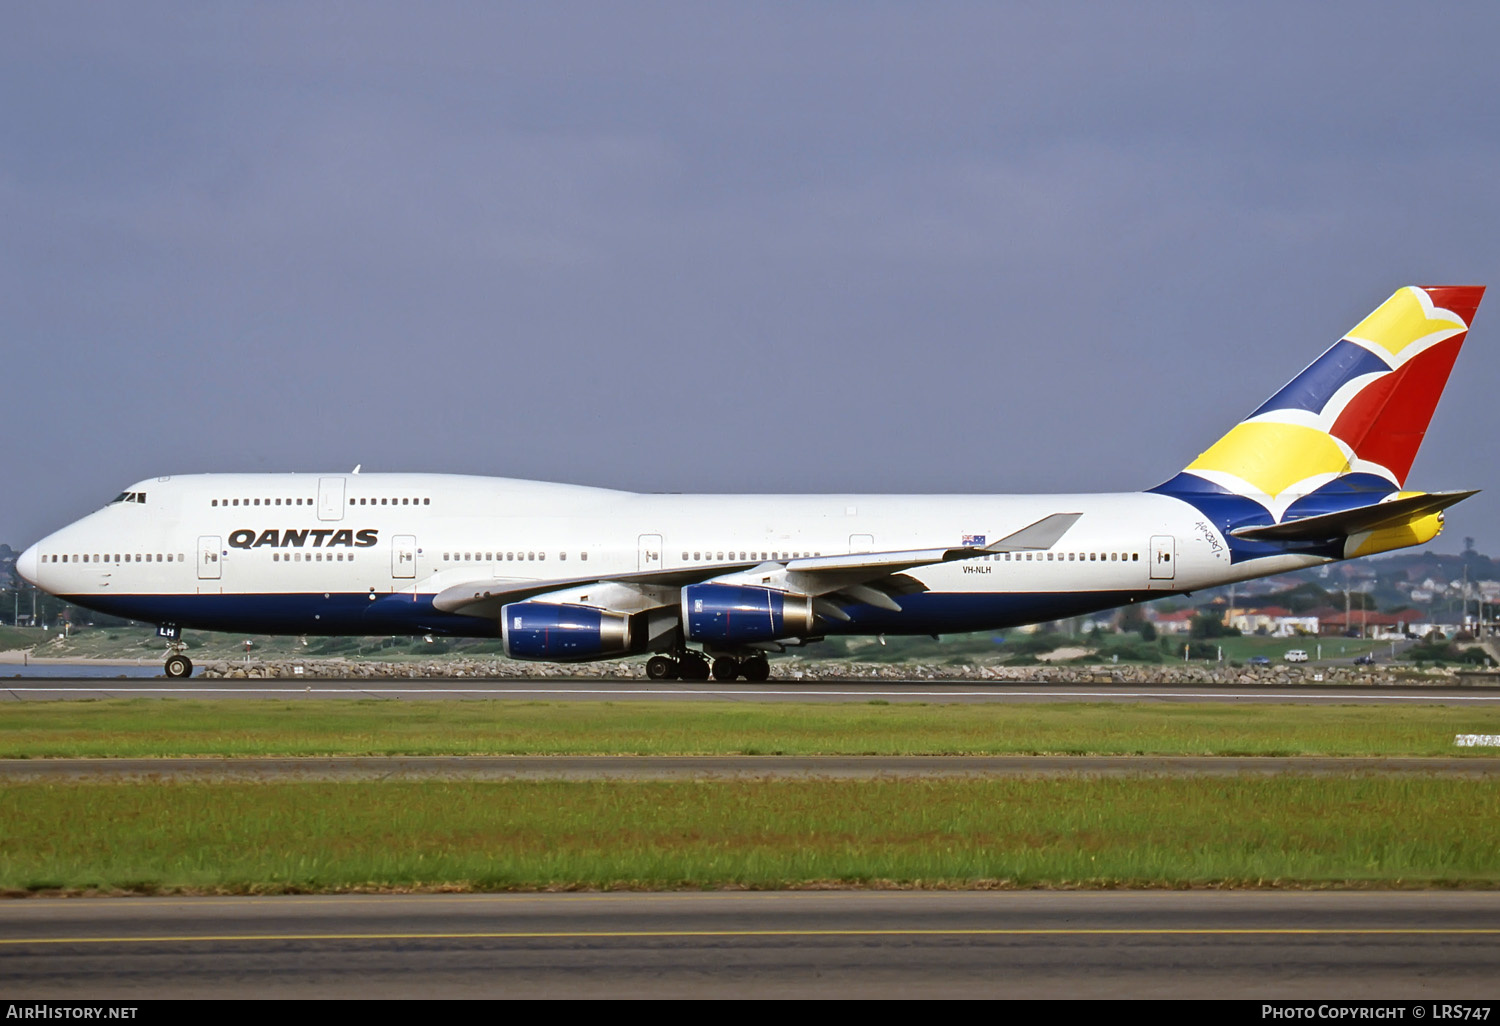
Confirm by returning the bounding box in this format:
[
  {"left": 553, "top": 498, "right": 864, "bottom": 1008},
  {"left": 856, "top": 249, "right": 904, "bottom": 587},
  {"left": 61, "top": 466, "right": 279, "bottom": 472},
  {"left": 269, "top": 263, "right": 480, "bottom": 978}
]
[
  {"left": 111, "top": 492, "right": 130, "bottom": 504},
  {"left": 110, "top": 491, "right": 147, "bottom": 504}
]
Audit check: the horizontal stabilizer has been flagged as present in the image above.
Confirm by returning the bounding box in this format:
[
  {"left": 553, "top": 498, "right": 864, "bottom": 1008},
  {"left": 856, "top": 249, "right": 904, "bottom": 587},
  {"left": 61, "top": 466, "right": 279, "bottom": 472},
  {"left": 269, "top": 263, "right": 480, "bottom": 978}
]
[{"left": 1228, "top": 490, "right": 1478, "bottom": 542}]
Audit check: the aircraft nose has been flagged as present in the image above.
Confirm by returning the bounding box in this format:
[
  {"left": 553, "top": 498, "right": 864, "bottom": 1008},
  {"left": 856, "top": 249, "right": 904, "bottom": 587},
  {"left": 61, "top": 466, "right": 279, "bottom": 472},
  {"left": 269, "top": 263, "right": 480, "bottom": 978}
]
[{"left": 16, "top": 543, "right": 39, "bottom": 586}]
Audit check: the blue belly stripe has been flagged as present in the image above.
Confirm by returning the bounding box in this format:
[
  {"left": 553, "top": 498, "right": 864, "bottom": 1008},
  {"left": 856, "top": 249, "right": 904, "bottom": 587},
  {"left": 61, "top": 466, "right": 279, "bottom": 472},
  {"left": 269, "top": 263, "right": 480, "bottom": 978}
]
[
  {"left": 60, "top": 588, "right": 1159, "bottom": 639},
  {"left": 60, "top": 591, "right": 499, "bottom": 638}
]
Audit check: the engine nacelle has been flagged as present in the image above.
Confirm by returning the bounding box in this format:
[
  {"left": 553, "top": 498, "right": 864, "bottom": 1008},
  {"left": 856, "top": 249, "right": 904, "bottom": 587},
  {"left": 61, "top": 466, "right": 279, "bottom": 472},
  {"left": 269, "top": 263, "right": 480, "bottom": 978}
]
[
  {"left": 502, "top": 602, "right": 633, "bottom": 662},
  {"left": 682, "top": 584, "right": 816, "bottom": 644}
]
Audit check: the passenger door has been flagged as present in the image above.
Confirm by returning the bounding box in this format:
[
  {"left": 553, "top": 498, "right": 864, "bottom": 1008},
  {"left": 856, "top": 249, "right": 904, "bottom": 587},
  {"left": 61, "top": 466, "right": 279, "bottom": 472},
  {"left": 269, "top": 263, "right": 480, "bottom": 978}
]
[
  {"left": 392, "top": 535, "right": 417, "bottom": 579},
  {"left": 1150, "top": 535, "right": 1176, "bottom": 580},
  {"left": 638, "top": 534, "right": 663, "bottom": 572},
  {"left": 317, "top": 477, "right": 345, "bottom": 521},
  {"left": 198, "top": 536, "right": 222, "bottom": 580}
]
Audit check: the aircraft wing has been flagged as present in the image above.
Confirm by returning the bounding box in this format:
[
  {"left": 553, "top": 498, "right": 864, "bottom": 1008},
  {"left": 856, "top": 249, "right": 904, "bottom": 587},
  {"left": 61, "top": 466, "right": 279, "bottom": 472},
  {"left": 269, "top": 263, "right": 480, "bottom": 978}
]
[
  {"left": 778, "top": 512, "right": 1083, "bottom": 575},
  {"left": 432, "top": 564, "right": 759, "bottom": 617},
  {"left": 432, "top": 512, "right": 1082, "bottom": 619}
]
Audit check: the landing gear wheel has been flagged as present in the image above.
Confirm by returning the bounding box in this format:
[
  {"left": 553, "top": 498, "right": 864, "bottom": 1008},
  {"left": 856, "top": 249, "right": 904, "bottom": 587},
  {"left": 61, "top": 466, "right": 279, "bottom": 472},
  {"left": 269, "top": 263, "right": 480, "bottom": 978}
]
[
  {"left": 164, "top": 654, "right": 193, "bottom": 678},
  {"left": 740, "top": 655, "right": 771, "bottom": 682},
  {"left": 646, "top": 655, "right": 679, "bottom": 680},
  {"left": 679, "top": 655, "right": 711, "bottom": 681},
  {"left": 711, "top": 657, "right": 740, "bottom": 682}
]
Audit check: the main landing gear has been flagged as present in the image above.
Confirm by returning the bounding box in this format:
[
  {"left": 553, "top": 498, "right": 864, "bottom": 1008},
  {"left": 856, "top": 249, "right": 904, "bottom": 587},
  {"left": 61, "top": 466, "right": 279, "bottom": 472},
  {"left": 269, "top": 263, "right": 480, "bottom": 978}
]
[
  {"left": 645, "top": 652, "right": 771, "bottom": 682},
  {"left": 646, "top": 653, "right": 709, "bottom": 681}
]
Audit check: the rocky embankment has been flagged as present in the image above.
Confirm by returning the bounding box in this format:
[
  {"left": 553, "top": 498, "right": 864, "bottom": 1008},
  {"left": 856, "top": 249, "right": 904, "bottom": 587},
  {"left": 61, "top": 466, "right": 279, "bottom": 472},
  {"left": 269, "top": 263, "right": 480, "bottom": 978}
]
[{"left": 195, "top": 658, "right": 1471, "bottom": 686}]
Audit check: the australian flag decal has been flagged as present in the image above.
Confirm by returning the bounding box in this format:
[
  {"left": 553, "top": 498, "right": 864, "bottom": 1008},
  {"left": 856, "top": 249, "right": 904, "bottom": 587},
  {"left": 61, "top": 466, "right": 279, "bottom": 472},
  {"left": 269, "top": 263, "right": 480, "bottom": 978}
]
[{"left": 962, "top": 534, "right": 985, "bottom": 546}]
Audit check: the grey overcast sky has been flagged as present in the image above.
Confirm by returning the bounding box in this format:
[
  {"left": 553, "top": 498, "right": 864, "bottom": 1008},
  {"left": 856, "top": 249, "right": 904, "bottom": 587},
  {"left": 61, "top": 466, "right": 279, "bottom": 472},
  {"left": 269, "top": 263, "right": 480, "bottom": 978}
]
[{"left": 3, "top": 2, "right": 1499, "bottom": 552}]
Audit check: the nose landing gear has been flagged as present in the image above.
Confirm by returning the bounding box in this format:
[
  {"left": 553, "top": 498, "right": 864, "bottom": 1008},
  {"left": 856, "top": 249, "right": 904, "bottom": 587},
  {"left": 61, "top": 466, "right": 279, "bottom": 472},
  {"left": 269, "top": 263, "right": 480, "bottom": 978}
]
[{"left": 156, "top": 625, "right": 192, "bottom": 678}]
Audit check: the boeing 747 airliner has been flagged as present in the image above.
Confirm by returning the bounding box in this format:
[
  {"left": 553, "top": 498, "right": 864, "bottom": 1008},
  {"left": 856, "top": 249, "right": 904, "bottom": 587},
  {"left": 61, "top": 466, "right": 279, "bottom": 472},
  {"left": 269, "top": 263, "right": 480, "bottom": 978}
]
[{"left": 16, "top": 285, "right": 1485, "bottom": 680}]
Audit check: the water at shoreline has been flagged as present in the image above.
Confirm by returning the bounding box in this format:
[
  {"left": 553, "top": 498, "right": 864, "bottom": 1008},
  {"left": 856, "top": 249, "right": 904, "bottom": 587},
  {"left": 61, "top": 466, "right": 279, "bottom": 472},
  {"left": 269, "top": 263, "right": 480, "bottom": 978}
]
[{"left": 2, "top": 663, "right": 162, "bottom": 678}]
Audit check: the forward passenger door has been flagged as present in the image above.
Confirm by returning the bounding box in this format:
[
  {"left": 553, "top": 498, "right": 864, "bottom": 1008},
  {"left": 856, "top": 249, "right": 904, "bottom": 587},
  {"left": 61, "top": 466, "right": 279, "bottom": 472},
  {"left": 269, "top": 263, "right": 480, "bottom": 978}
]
[{"left": 198, "top": 536, "right": 222, "bottom": 580}]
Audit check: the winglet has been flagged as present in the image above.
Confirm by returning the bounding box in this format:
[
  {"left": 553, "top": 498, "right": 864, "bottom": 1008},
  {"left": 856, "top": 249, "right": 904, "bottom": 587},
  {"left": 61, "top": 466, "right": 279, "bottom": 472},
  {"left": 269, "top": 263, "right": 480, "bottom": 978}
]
[{"left": 982, "top": 513, "right": 1083, "bottom": 552}]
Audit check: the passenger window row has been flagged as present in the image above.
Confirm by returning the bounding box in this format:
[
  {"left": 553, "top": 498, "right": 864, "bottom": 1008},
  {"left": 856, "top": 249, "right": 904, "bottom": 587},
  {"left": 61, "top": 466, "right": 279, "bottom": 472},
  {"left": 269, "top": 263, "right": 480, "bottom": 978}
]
[
  {"left": 442, "top": 551, "right": 578, "bottom": 563},
  {"left": 997, "top": 552, "right": 1140, "bottom": 562},
  {"left": 681, "top": 551, "right": 820, "bottom": 562},
  {"left": 212, "top": 497, "right": 432, "bottom": 507},
  {"left": 272, "top": 552, "right": 352, "bottom": 562},
  {"left": 42, "top": 553, "right": 182, "bottom": 563},
  {"left": 213, "top": 498, "right": 312, "bottom": 507}
]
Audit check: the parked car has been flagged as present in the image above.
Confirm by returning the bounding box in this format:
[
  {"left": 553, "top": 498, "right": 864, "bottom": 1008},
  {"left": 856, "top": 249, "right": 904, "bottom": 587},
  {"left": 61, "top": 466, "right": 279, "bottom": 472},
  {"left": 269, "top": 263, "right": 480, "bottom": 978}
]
[
  {"left": 1284, "top": 649, "right": 1309, "bottom": 663},
  {"left": 1247, "top": 655, "right": 1271, "bottom": 666}
]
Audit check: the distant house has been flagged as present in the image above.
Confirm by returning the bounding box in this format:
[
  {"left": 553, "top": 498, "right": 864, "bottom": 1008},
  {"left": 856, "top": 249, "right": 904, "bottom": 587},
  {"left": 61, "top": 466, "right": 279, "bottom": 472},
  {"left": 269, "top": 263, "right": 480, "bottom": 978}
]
[
  {"left": 1317, "top": 608, "right": 1425, "bottom": 638},
  {"left": 1147, "top": 609, "right": 1197, "bottom": 635},
  {"left": 1229, "top": 606, "right": 1318, "bottom": 636},
  {"left": 1248, "top": 610, "right": 1318, "bottom": 636}
]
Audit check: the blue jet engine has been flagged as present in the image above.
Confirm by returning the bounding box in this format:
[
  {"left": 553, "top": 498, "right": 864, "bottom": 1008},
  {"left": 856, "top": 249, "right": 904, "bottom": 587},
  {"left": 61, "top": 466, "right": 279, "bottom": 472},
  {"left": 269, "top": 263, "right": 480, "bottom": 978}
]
[
  {"left": 502, "top": 602, "right": 633, "bottom": 661},
  {"left": 681, "top": 584, "right": 816, "bottom": 644}
]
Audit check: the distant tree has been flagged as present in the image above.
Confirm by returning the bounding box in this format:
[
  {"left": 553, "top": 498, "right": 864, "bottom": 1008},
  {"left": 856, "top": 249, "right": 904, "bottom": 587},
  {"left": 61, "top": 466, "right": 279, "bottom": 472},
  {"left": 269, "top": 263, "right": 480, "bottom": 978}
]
[
  {"left": 1190, "top": 613, "right": 1240, "bottom": 639},
  {"left": 1008, "top": 634, "right": 1063, "bottom": 656},
  {"left": 1266, "top": 581, "right": 1334, "bottom": 614}
]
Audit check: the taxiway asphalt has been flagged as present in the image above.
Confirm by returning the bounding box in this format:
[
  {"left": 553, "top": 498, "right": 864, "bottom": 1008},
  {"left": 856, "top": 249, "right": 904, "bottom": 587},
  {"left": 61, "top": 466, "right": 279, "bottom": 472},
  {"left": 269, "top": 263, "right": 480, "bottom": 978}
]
[{"left": 3, "top": 891, "right": 1498, "bottom": 999}]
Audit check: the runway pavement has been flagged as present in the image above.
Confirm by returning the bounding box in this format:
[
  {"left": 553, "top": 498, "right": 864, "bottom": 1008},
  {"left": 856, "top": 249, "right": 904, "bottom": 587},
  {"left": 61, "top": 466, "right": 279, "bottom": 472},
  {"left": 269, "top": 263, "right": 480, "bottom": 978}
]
[{"left": 2, "top": 891, "right": 1497, "bottom": 998}]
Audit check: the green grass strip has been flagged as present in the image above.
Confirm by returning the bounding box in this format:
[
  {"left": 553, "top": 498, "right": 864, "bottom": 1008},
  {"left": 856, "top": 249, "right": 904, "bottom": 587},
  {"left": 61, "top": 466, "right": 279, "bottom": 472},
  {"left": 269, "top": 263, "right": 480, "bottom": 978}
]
[
  {"left": 1, "top": 699, "right": 1498, "bottom": 758},
  {"left": 2, "top": 777, "right": 1498, "bottom": 893}
]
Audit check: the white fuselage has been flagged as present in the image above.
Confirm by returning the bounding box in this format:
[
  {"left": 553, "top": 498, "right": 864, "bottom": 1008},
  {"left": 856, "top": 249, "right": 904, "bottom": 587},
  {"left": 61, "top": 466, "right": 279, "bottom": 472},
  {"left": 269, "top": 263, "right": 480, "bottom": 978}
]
[{"left": 18, "top": 472, "right": 1324, "bottom": 642}]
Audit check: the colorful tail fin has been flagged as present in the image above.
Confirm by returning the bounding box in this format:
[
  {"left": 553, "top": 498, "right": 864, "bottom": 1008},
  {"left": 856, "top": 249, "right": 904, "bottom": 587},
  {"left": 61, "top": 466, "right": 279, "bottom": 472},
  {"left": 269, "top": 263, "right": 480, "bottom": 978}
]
[{"left": 1156, "top": 285, "right": 1484, "bottom": 522}]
